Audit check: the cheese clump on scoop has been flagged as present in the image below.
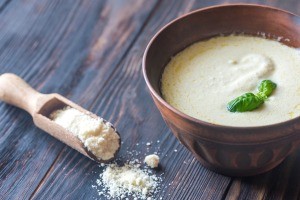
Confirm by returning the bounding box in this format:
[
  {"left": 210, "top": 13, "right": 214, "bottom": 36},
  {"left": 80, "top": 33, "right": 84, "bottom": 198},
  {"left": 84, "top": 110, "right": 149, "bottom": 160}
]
[{"left": 50, "top": 106, "right": 120, "bottom": 161}]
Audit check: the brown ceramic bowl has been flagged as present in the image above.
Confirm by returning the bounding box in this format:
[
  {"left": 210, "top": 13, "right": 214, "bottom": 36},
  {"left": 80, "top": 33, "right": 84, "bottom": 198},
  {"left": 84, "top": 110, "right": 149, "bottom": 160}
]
[{"left": 142, "top": 4, "right": 300, "bottom": 176}]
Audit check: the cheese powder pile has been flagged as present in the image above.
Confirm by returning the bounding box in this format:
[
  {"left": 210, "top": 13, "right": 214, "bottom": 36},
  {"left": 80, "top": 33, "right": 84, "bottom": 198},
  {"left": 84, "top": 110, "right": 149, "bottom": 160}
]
[
  {"left": 50, "top": 106, "right": 120, "bottom": 161},
  {"left": 99, "top": 162, "right": 160, "bottom": 199}
]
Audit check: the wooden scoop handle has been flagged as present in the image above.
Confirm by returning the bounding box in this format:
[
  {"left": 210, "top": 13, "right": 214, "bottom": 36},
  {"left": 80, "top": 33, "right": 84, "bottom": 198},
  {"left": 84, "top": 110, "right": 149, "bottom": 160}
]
[{"left": 0, "top": 73, "right": 42, "bottom": 115}]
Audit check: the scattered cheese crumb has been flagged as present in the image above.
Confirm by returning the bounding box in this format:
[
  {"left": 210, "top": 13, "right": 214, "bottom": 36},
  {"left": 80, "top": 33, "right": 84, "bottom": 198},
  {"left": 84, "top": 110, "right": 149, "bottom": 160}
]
[
  {"left": 100, "top": 162, "right": 160, "bottom": 199},
  {"left": 146, "top": 142, "right": 151, "bottom": 146},
  {"left": 50, "top": 106, "right": 120, "bottom": 161},
  {"left": 227, "top": 59, "right": 237, "bottom": 64},
  {"left": 144, "top": 154, "right": 159, "bottom": 168},
  {"left": 174, "top": 149, "right": 177, "bottom": 152}
]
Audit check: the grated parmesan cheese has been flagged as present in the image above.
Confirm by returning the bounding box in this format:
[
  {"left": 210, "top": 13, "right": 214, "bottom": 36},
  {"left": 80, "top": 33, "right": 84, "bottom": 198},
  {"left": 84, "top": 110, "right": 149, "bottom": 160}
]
[
  {"left": 144, "top": 154, "right": 159, "bottom": 168},
  {"left": 97, "top": 161, "right": 161, "bottom": 199},
  {"left": 50, "top": 106, "right": 120, "bottom": 161},
  {"left": 146, "top": 142, "right": 151, "bottom": 146}
]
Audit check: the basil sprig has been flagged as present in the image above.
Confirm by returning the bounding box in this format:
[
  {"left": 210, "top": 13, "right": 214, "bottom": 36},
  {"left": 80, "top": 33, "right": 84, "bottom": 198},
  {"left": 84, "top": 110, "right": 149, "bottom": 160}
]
[
  {"left": 227, "top": 80, "right": 277, "bottom": 112},
  {"left": 257, "top": 80, "right": 277, "bottom": 100}
]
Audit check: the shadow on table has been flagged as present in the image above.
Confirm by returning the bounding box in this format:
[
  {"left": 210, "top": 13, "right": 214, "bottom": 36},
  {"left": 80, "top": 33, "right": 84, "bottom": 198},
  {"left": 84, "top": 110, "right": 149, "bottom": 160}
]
[{"left": 228, "top": 148, "right": 300, "bottom": 199}]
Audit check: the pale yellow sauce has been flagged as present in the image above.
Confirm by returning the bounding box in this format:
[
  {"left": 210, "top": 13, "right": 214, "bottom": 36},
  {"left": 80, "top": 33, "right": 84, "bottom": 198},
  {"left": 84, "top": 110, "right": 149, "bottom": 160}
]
[{"left": 161, "top": 35, "right": 300, "bottom": 126}]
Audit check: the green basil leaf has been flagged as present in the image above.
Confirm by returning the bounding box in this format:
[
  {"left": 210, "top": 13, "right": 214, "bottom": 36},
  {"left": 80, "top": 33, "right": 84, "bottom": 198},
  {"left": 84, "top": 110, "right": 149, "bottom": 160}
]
[
  {"left": 227, "top": 80, "right": 277, "bottom": 113},
  {"left": 258, "top": 80, "right": 277, "bottom": 98},
  {"left": 227, "top": 93, "right": 264, "bottom": 112}
]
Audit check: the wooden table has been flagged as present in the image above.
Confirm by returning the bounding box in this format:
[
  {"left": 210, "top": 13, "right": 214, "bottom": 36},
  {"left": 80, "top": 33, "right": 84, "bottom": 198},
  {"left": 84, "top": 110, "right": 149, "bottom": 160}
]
[{"left": 0, "top": 0, "right": 299, "bottom": 199}]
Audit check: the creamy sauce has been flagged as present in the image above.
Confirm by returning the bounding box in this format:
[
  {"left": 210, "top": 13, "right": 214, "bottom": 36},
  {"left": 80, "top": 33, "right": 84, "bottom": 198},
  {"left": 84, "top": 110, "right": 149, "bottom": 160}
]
[{"left": 161, "top": 35, "right": 300, "bottom": 126}]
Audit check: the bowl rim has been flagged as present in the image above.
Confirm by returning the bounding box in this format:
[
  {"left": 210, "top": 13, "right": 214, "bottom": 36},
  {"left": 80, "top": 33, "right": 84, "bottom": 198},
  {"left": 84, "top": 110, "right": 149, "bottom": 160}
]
[{"left": 142, "top": 3, "right": 300, "bottom": 132}]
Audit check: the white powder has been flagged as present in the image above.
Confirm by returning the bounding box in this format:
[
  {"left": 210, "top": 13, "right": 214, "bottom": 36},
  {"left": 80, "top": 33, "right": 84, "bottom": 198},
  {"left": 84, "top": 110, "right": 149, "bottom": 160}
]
[
  {"left": 144, "top": 154, "right": 159, "bottom": 168},
  {"left": 99, "top": 161, "right": 160, "bottom": 199},
  {"left": 50, "top": 106, "right": 120, "bottom": 161}
]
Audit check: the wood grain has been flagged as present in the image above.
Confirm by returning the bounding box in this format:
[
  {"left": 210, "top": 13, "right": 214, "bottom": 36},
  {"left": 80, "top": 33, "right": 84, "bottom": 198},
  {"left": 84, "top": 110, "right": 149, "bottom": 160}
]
[
  {"left": 0, "top": 0, "right": 300, "bottom": 199},
  {"left": 0, "top": 0, "right": 158, "bottom": 199}
]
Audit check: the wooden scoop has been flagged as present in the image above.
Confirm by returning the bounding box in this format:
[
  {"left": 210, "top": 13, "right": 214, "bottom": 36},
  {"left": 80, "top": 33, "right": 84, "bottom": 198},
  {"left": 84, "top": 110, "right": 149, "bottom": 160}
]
[{"left": 0, "top": 73, "right": 120, "bottom": 163}]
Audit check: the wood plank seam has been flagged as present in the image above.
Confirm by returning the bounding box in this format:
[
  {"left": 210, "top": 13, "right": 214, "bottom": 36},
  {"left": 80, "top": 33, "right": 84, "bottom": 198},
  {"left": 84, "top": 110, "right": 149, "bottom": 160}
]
[
  {"left": 87, "top": 0, "right": 162, "bottom": 110},
  {"left": 28, "top": 146, "right": 67, "bottom": 200},
  {"left": 0, "top": 0, "right": 11, "bottom": 15},
  {"left": 221, "top": 179, "right": 234, "bottom": 200}
]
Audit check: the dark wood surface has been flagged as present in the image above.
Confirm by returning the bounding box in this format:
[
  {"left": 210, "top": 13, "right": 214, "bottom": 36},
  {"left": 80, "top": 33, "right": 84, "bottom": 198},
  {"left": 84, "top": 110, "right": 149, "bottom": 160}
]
[{"left": 0, "top": 0, "right": 299, "bottom": 199}]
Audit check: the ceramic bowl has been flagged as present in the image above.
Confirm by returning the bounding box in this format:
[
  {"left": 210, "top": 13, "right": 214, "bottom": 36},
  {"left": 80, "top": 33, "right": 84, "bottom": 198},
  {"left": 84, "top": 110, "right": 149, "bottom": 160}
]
[{"left": 142, "top": 4, "right": 300, "bottom": 176}]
